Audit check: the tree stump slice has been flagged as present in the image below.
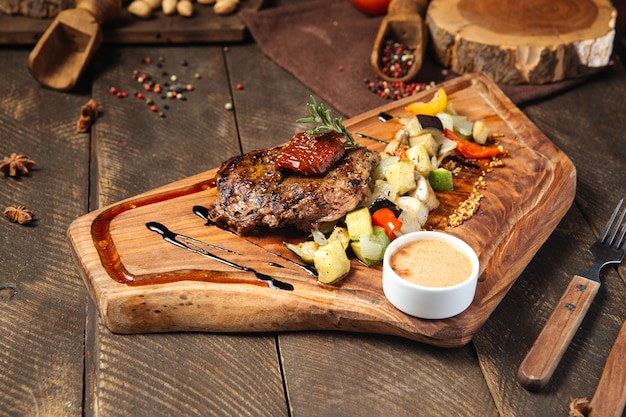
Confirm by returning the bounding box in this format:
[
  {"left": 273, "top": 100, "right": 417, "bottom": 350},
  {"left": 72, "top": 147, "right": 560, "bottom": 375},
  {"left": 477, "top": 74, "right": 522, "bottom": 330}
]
[{"left": 426, "top": 0, "right": 616, "bottom": 84}]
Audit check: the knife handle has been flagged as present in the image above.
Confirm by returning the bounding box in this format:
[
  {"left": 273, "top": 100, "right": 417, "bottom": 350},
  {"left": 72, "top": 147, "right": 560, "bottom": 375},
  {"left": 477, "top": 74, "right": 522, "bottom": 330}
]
[
  {"left": 518, "top": 275, "right": 600, "bottom": 391},
  {"left": 589, "top": 319, "right": 626, "bottom": 417}
]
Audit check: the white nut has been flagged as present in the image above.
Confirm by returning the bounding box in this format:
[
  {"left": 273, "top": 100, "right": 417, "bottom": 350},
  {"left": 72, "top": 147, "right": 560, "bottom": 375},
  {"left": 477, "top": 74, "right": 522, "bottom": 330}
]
[
  {"left": 161, "top": 0, "right": 177, "bottom": 15},
  {"left": 214, "top": 0, "right": 238, "bottom": 15},
  {"left": 127, "top": 0, "right": 152, "bottom": 18},
  {"left": 176, "top": 0, "right": 193, "bottom": 16}
]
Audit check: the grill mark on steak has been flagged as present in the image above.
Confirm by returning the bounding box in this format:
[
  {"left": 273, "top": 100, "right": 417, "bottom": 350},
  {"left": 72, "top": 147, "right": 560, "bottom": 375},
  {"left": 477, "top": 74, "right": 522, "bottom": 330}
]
[{"left": 207, "top": 145, "right": 380, "bottom": 235}]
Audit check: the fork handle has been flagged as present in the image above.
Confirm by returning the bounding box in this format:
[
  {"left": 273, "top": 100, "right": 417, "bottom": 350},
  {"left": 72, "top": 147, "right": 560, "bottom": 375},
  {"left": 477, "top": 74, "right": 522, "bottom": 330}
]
[
  {"left": 518, "top": 275, "right": 600, "bottom": 391},
  {"left": 589, "top": 319, "right": 626, "bottom": 417}
]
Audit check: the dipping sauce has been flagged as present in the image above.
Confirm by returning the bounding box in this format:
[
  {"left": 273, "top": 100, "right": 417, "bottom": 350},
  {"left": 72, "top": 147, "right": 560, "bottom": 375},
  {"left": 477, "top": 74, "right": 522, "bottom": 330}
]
[{"left": 389, "top": 239, "right": 473, "bottom": 287}]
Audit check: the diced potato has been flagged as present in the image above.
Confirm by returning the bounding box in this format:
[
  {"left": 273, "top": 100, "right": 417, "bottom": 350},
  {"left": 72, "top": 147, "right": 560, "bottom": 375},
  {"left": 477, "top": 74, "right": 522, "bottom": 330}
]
[
  {"left": 284, "top": 240, "right": 319, "bottom": 265},
  {"left": 345, "top": 207, "right": 373, "bottom": 241},
  {"left": 370, "top": 155, "right": 399, "bottom": 182},
  {"left": 328, "top": 226, "right": 350, "bottom": 250},
  {"left": 406, "top": 144, "right": 433, "bottom": 177},
  {"left": 369, "top": 179, "right": 400, "bottom": 206},
  {"left": 408, "top": 132, "right": 440, "bottom": 157},
  {"left": 385, "top": 160, "right": 417, "bottom": 195},
  {"left": 314, "top": 239, "right": 351, "bottom": 284}
]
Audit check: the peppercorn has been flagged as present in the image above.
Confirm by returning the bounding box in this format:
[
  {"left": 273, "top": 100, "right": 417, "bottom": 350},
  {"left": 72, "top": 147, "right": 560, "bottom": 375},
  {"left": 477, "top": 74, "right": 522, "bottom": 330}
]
[{"left": 236, "top": 83, "right": 243, "bottom": 90}]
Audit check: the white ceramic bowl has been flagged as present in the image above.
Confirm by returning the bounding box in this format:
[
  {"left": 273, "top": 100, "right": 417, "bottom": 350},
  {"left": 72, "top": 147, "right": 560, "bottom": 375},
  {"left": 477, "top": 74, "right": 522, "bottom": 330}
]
[{"left": 382, "top": 231, "right": 479, "bottom": 319}]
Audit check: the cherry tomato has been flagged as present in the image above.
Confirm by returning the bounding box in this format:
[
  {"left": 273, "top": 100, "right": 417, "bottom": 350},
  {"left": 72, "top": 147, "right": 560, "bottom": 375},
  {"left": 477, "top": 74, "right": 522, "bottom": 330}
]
[{"left": 351, "top": 0, "right": 391, "bottom": 16}]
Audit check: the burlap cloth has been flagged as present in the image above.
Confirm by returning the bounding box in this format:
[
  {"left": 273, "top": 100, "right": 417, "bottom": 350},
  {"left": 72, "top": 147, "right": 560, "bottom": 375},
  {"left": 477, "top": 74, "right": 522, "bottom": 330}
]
[{"left": 239, "top": 0, "right": 590, "bottom": 117}]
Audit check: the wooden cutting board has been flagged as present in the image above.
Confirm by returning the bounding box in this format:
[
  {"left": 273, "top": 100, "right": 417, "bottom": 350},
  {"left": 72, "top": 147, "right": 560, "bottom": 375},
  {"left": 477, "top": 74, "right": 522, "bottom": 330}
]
[
  {"left": 0, "top": 0, "right": 263, "bottom": 44},
  {"left": 67, "top": 73, "right": 576, "bottom": 347},
  {"left": 426, "top": 0, "right": 616, "bottom": 84}
]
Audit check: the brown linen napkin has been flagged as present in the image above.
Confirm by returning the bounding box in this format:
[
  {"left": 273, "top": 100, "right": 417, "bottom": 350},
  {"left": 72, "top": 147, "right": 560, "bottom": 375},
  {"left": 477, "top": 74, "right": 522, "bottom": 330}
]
[{"left": 239, "top": 0, "right": 588, "bottom": 117}]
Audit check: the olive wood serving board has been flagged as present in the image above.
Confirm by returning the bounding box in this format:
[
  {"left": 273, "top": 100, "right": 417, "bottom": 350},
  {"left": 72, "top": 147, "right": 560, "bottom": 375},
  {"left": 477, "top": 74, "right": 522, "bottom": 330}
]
[{"left": 67, "top": 73, "right": 576, "bottom": 347}]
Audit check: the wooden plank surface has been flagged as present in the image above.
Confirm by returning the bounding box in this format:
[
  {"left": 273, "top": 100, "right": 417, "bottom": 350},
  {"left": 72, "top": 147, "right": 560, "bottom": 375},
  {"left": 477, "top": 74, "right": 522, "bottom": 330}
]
[
  {"left": 473, "top": 63, "right": 626, "bottom": 416},
  {"left": 0, "top": 1, "right": 624, "bottom": 415},
  {"left": 0, "top": 49, "right": 90, "bottom": 416},
  {"left": 0, "top": 0, "right": 263, "bottom": 45},
  {"left": 83, "top": 44, "right": 288, "bottom": 417}
]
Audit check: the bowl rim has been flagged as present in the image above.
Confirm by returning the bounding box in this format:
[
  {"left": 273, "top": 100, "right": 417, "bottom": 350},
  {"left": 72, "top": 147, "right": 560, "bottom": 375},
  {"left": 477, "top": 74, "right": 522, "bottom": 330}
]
[{"left": 383, "top": 230, "right": 480, "bottom": 292}]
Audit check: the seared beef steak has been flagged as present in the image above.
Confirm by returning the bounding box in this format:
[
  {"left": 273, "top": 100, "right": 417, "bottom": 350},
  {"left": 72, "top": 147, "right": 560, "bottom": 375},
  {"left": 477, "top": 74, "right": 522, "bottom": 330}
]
[{"left": 207, "top": 145, "right": 380, "bottom": 235}]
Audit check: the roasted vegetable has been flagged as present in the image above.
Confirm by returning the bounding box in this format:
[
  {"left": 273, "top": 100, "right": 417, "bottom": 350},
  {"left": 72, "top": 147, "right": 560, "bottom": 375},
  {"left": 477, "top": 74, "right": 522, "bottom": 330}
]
[
  {"left": 428, "top": 167, "right": 454, "bottom": 191},
  {"left": 345, "top": 207, "right": 374, "bottom": 241},
  {"left": 314, "top": 239, "right": 351, "bottom": 284}
]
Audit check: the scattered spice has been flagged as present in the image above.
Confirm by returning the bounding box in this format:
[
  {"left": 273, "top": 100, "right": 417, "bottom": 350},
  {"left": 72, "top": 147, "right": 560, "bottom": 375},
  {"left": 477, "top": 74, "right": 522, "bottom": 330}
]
[
  {"left": 76, "top": 98, "right": 99, "bottom": 133},
  {"left": 568, "top": 398, "right": 591, "bottom": 417},
  {"left": 0, "top": 153, "right": 36, "bottom": 177},
  {"left": 236, "top": 83, "right": 243, "bottom": 91},
  {"left": 365, "top": 77, "right": 431, "bottom": 100},
  {"left": 4, "top": 205, "right": 35, "bottom": 225}
]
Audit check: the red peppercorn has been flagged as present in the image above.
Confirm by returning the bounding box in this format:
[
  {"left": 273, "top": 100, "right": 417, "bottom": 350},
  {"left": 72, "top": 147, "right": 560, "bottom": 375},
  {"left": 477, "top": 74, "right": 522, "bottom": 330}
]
[
  {"left": 144, "top": 57, "right": 152, "bottom": 64},
  {"left": 136, "top": 92, "right": 144, "bottom": 100},
  {"left": 150, "top": 105, "right": 158, "bottom": 112},
  {"left": 109, "top": 87, "right": 117, "bottom": 95},
  {"left": 236, "top": 83, "right": 243, "bottom": 90}
]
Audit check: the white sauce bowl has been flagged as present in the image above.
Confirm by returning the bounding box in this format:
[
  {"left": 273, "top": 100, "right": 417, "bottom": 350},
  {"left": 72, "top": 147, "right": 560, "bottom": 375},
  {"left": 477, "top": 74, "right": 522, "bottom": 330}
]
[{"left": 382, "top": 231, "right": 479, "bottom": 319}]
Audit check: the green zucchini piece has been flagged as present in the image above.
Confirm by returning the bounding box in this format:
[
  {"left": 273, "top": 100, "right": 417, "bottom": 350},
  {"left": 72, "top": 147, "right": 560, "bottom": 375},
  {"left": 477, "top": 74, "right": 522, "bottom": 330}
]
[{"left": 428, "top": 168, "right": 454, "bottom": 191}]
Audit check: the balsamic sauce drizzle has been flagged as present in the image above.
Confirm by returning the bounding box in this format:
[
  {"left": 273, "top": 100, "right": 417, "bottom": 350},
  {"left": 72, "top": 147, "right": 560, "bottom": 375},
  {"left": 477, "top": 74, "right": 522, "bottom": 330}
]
[
  {"left": 193, "top": 205, "right": 318, "bottom": 277},
  {"left": 146, "top": 222, "right": 293, "bottom": 291}
]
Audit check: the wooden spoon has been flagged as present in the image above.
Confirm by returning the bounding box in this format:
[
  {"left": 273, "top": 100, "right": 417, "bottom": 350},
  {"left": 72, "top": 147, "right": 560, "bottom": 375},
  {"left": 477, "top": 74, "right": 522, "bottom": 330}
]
[
  {"left": 27, "top": 0, "right": 121, "bottom": 91},
  {"left": 371, "top": 0, "right": 430, "bottom": 83}
]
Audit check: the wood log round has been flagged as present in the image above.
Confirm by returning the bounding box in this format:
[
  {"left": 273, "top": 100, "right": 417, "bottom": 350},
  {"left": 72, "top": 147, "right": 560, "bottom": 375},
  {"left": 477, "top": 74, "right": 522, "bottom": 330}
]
[{"left": 425, "top": 0, "right": 616, "bottom": 84}]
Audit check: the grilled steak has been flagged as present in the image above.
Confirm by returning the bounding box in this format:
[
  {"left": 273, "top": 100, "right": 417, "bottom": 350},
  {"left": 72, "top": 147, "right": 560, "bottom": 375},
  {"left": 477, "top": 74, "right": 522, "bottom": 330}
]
[{"left": 207, "top": 145, "right": 380, "bottom": 235}]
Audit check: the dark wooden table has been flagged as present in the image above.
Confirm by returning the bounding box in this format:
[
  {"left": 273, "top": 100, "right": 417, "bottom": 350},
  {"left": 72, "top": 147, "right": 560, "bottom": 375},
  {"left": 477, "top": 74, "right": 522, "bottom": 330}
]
[{"left": 1, "top": 2, "right": 625, "bottom": 416}]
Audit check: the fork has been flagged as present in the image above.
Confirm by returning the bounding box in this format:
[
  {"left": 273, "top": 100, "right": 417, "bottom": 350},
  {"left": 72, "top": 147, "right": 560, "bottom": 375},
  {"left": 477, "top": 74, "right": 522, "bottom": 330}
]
[{"left": 518, "top": 198, "right": 626, "bottom": 391}]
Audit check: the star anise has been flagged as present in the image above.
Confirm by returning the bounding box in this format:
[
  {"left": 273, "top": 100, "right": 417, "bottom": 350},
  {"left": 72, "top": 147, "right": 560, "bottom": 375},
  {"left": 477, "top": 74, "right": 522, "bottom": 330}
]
[
  {"left": 0, "top": 153, "right": 36, "bottom": 177},
  {"left": 3, "top": 205, "right": 35, "bottom": 225},
  {"left": 568, "top": 397, "right": 591, "bottom": 417}
]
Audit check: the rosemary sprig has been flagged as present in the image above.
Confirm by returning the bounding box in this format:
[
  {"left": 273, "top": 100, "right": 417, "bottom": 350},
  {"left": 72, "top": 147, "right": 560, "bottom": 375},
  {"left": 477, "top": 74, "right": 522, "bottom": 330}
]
[{"left": 297, "top": 96, "right": 358, "bottom": 147}]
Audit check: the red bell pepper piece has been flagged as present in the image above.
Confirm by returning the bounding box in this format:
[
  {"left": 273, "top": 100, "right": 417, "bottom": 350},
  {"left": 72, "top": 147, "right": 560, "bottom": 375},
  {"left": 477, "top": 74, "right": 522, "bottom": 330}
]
[
  {"left": 372, "top": 208, "right": 403, "bottom": 241},
  {"left": 393, "top": 147, "right": 408, "bottom": 159},
  {"left": 444, "top": 128, "right": 507, "bottom": 159}
]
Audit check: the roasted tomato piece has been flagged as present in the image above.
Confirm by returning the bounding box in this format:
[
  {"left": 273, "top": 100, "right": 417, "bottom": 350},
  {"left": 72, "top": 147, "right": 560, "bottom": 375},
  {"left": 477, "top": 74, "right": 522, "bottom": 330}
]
[{"left": 275, "top": 131, "right": 346, "bottom": 175}]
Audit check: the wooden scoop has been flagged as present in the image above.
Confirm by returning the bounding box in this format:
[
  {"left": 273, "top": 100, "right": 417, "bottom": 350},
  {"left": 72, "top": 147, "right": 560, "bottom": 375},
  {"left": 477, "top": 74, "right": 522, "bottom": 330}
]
[
  {"left": 371, "top": 0, "right": 429, "bottom": 83},
  {"left": 27, "top": 0, "right": 121, "bottom": 91}
]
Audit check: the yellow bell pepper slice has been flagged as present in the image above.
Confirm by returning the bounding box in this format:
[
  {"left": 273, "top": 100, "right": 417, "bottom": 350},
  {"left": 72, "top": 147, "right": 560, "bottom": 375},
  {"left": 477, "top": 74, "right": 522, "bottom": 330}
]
[{"left": 404, "top": 88, "right": 447, "bottom": 116}]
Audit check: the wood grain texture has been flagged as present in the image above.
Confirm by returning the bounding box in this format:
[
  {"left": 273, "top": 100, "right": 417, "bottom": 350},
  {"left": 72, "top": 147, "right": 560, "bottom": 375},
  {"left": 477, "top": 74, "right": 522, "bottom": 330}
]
[
  {"left": 0, "top": 49, "right": 90, "bottom": 416},
  {"left": 67, "top": 73, "right": 577, "bottom": 347},
  {"left": 83, "top": 45, "right": 288, "bottom": 417},
  {"left": 426, "top": 0, "right": 617, "bottom": 84},
  {"left": 589, "top": 319, "right": 626, "bottom": 417},
  {"left": 0, "top": 0, "right": 263, "bottom": 45},
  {"left": 472, "top": 62, "right": 626, "bottom": 417},
  {"left": 279, "top": 332, "right": 499, "bottom": 417}
]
